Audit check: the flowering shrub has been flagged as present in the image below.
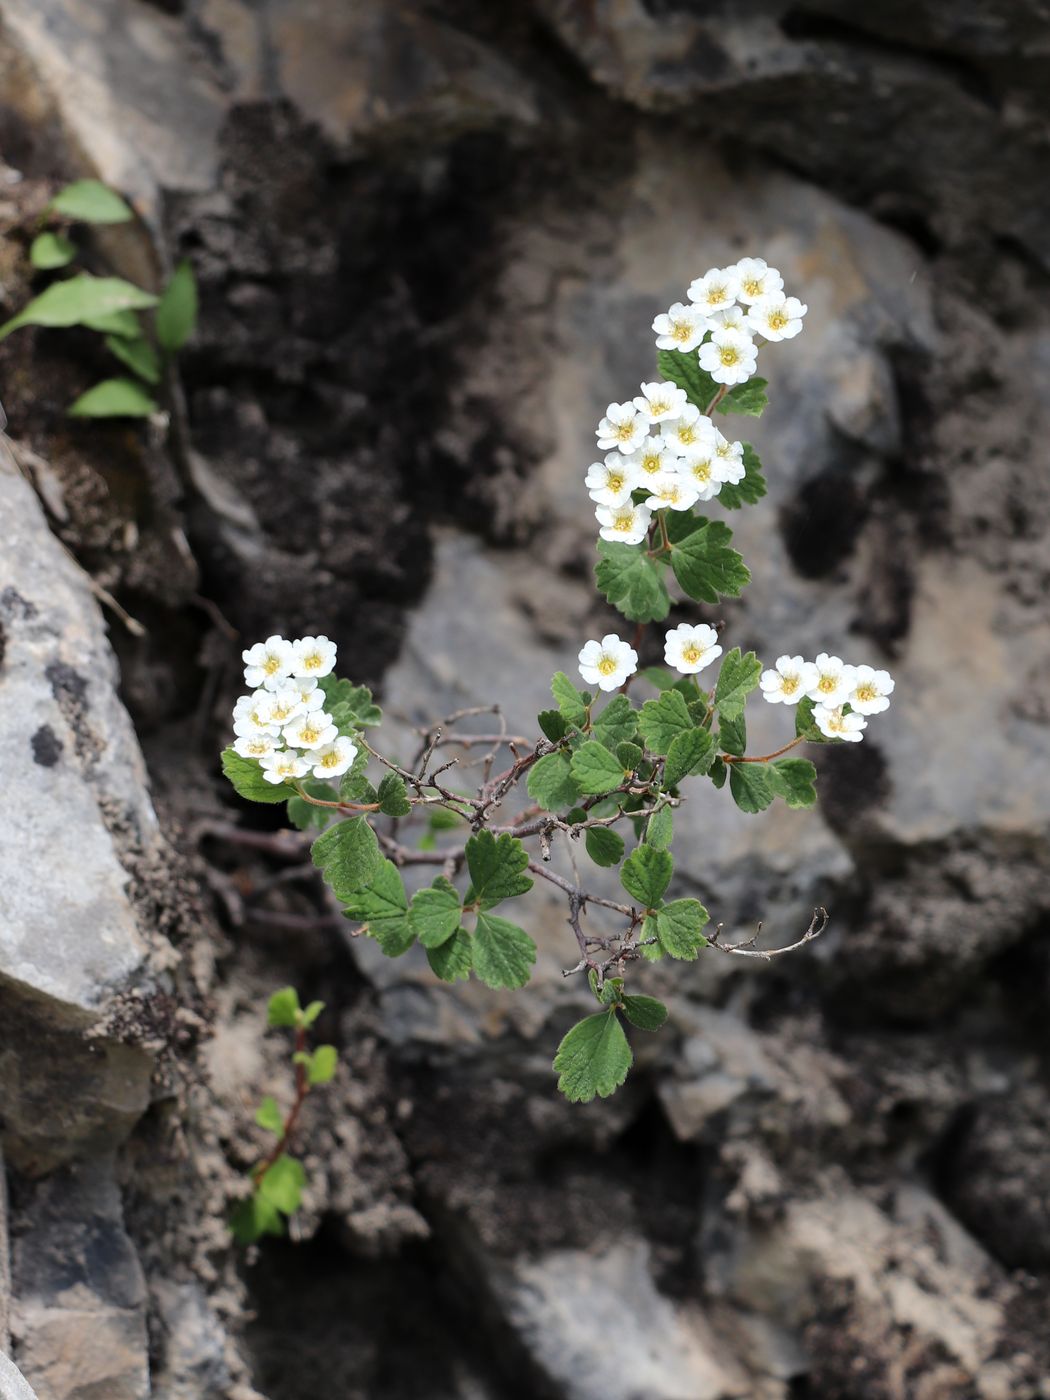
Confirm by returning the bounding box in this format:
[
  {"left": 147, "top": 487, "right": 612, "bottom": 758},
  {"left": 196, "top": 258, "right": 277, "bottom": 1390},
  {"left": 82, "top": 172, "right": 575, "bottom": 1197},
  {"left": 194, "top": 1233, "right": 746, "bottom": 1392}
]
[{"left": 223, "top": 257, "right": 894, "bottom": 1239}]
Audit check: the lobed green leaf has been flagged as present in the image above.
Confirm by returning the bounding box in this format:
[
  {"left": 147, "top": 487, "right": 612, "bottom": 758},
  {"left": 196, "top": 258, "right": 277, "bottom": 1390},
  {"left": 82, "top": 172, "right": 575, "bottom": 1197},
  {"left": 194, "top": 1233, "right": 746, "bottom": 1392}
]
[
  {"left": 464, "top": 830, "right": 533, "bottom": 910},
  {"left": 553, "top": 1011, "right": 633, "bottom": 1103},
  {"left": 621, "top": 844, "right": 673, "bottom": 907},
  {"left": 340, "top": 858, "right": 414, "bottom": 955},
  {"left": 313, "top": 816, "right": 382, "bottom": 899},
  {"left": 713, "top": 647, "right": 763, "bottom": 722},
  {"left": 654, "top": 898, "right": 710, "bottom": 959},
  {"left": 221, "top": 747, "right": 295, "bottom": 803},
  {"left": 472, "top": 912, "right": 536, "bottom": 990},
  {"left": 409, "top": 878, "right": 462, "bottom": 948},
  {"left": 595, "top": 542, "right": 671, "bottom": 623}
]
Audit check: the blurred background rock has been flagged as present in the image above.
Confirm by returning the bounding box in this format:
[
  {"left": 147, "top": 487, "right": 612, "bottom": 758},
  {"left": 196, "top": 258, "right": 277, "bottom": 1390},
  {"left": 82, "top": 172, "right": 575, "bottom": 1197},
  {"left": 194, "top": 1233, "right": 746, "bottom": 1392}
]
[{"left": 0, "top": 2, "right": 1048, "bottom": 1397}]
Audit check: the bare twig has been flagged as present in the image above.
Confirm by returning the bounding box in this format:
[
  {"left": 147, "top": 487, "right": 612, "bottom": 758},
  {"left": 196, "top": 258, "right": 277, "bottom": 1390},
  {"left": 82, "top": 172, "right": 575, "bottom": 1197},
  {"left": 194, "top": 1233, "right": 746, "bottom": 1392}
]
[{"left": 708, "top": 906, "right": 829, "bottom": 960}]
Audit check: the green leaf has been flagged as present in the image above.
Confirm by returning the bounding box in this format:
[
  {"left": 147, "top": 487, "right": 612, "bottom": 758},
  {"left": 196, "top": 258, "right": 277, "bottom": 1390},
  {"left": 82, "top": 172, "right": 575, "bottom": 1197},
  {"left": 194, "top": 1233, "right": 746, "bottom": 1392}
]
[
  {"left": 553, "top": 1011, "right": 633, "bottom": 1103},
  {"left": 728, "top": 762, "right": 780, "bottom": 814},
  {"left": 340, "top": 859, "right": 414, "bottom": 955},
  {"left": 718, "top": 708, "right": 746, "bottom": 756},
  {"left": 637, "top": 690, "right": 692, "bottom": 755},
  {"left": 595, "top": 541, "right": 671, "bottom": 623},
  {"left": 377, "top": 772, "right": 412, "bottom": 817},
  {"left": 68, "top": 377, "right": 157, "bottom": 418},
  {"left": 308, "top": 1045, "right": 338, "bottom": 1085},
  {"left": 794, "top": 695, "right": 826, "bottom": 742},
  {"left": 664, "top": 727, "right": 715, "bottom": 786},
  {"left": 464, "top": 830, "right": 533, "bottom": 910},
  {"left": 592, "top": 695, "right": 638, "bottom": 748},
  {"left": 721, "top": 379, "right": 769, "bottom": 417},
  {"left": 428, "top": 807, "right": 465, "bottom": 831},
  {"left": 49, "top": 178, "right": 134, "bottom": 224},
  {"left": 230, "top": 1194, "right": 284, "bottom": 1244},
  {"left": 255, "top": 1096, "right": 284, "bottom": 1134},
  {"left": 257, "top": 1154, "right": 306, "bottom": 1215},
  {"left": 221, "top": 746, "right": 295, "bottom": 803},
  {"left": 286, "top": 780, "right": 339, "bottom": 831},
  {"left": 267, "top": 987, "right": 300, "bottom": 1028},
  {"left": 622, "top": 995, "right": 669, "bottom": 1031},
  {"left": 551, "top": 672, "right": 590, "bottom": 728},
  {"left": 709, "top": 755, "right": 728, "bottom": 789},
  {"left": 301, "top": 1000, "right": 325, "bottom": 1026},
  {"left": 409, "top": 878, "right": 462, "bottom": 948},
  {"left": 640, "top": 912, "right": 664, "bottom": 961},
  {"left": 29, "top": 231, "right": 76, "bottom": 269},
  {"left": 655, "top": 898, "right": 710, "bottom": 959},
  {"left": 312, "top": 816, "right": 382, "bottom": 900},
  {"left": 570, "top": 740, "right": 626, "bottom": 795},
  {"left": 318, "top": 676, "right": 382, "bottom": 729},
  {"left": 717, "top": 443, "right": 767, "bottom": 509},
  {"left": 527, "top": 751, "right": 581, "bottom": 812},
  {"left": 425, "top": 927, "right": 473, "bottom": 982},
  {"left": 83, "top": 309, "right": 140, "bottom": 337},
  {"left": 585, "top": 826, "right": 625, "bottom": 867},
  {"left": 472, "top": 912, "right": 536, "bottom": 990},
  {"left": 657, "top": 347, "right": 719, "bottom": 414},
  {"left": 645, "top": 805, "right": 674, "bottom": 850},
  {"left": 670, "top": 518, "right": 750, "bottom": 605},
  {"left": 621, "top": 844, "right": 673, "bottom": 907},
  {"left": 616, "top": 740, "right": 643, "bottom": 772},
  {"left": 597, "top": 976, "right": 624, "bottom": 1007},
  {"left": 156, "top": 259, "right": 198, "bottom": 352},
  {"left": 771, "top": 757, "right": 818, "bottom": 809},
  {"left": 640, "top": 666, "right": 678, "bottom": 691},
  {"left": 713, "top": 648, "right": 763, "bottom": 722},
  {"left": 105, "top": 334, "right": 161, "bottom": 384},
  {"left": 0, "top": 273, "right": 157, "bottom": 340},
  {"left": 537, "top": 708, "right": 568, "bottom": 743}
]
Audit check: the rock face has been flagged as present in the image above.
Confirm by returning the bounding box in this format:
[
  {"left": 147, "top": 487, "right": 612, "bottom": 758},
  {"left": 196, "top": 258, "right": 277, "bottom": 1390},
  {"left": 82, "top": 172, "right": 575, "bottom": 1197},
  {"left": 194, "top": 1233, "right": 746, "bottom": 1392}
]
[{"left": 0, "top": 1, "right": 1049, "bottom": 1399}]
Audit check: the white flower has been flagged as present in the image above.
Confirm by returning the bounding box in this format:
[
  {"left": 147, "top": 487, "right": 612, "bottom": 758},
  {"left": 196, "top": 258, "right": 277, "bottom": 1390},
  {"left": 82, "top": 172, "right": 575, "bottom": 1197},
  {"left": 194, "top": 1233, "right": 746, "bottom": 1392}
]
[
  {"left": 292, "top": 635, "right": 338, "bottom": 680},
  {"left": 596, "top": 401, "right": 648, "bottom": 455},
  {"left": 283, "top": 709, "right": 339, "bottom": 750},
  {"left": 586, "top": 453, "right": 639, "bottom": 507},
  {"left": 644, "top": 472, "right": 700, "bottom": 511},
  {"left": 746, "top": 294, "right": 807, "bottom": 341},
  {"left": 676, "top": 448, "right": 723, "bottom": 502},
  {"left": 596, "top": 501, "right": 652, "bottom": 545},
  {"left": 712, "top": 431, "right": 745, "bottom": 483},
  {"left": 288, "top": 676, "right": 321, "bottom": 705},
  {"left": 664, "top": 623, "right": 722, "bottom": 674},
  {"left": 309, "top": 736, "right": 359, "bottom": 780},
  {"left": 265, "top": 684, "right": 308, "bottom": 728},
  {"left": 814, "top": 704, "right": 867, "bottom": 743},
  {"left": 706, "top": 305, "right": 749, "bottom": 334},
  {"left": 232, "top": 690, "right": 280, "bottom": 737},
  {"left": 652, "top": 301, "right": 707, "bottom": 352},
  {"left": 733, "top": 257, "right": 784, "bottom": 305},
  {"left": 578, "top": 633, "right": 638, "bottom": 692},
  {"left": 807, "top": 654, "right": 858, "bottom": 707},
  {"left": 633, "top": 381, "right": 688, "bottom": 424},
  {"left": 234, "top": 732, "right": 281, "bottom": 761},
  {"left": 760, "top": 655, "right": 819, "bottom": 705},
  {"left": 688, "top": 266, "right": 741, "bottom": 318},
  {"left": 625, "top": 438, "right": 677, "bottom": 481},
  {"left": 260, "top": 749, "right": 311, "bottom": 784},
  {"left": 849, "top": 665, "right": 894, "bottom": 715},
  {"left": 659, "top": 404, "right": 715, "bottom": 458},
  {"left": 242, "top": 634, "right": 295, "bottom": 691},
  {"left": 698, "top": 328, "right": 758, "bottom": 386}
]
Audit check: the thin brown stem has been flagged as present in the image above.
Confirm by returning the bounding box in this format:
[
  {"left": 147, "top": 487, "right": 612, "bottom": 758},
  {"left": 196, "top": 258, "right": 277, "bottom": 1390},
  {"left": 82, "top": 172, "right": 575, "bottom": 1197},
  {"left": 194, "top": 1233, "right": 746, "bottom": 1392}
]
[
  {"left": 252, "top": 1024, "right": 310, "bottom": 1185},
  {"left": 723, "top": 734, "right": 806, "bottom": 765}
]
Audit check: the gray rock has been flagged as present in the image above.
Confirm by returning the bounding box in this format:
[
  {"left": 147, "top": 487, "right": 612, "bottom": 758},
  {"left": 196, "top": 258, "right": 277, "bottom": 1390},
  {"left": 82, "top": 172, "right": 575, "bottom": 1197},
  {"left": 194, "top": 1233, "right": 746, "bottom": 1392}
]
[
  {"left": 497, "top": 1238, "right": 751, "bottom": 1400},
  {"left": 0, "top": 1353, "right": 38, "bottom": 1400},
  {"left": 0, "top": 455, "right": 158, "bottom": 1169},
  {"left": 0, "top": 0, "right": 224, "bottom": 223},
  {"left": 10, "top": 1156, "right": 149, "bottom": 1400}
]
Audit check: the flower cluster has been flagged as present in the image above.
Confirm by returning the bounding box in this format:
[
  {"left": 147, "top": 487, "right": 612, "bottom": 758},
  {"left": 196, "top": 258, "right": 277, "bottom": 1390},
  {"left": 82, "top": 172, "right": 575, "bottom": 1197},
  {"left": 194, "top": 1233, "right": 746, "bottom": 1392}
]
[
  {"left": 231, "top": 634, "right": 358, "bottom": 783},
  {"left": 579, "top": 623, "right": 722, "bottom": 692},
  {"left": 653, "top": 256, "right": 807, "bottom": 383},
  {"left": 588, "top": 390, "right": 747, "bottom": 540},
  {"left": 760, "top": 653, "right": 894, "bottom": 742}
]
